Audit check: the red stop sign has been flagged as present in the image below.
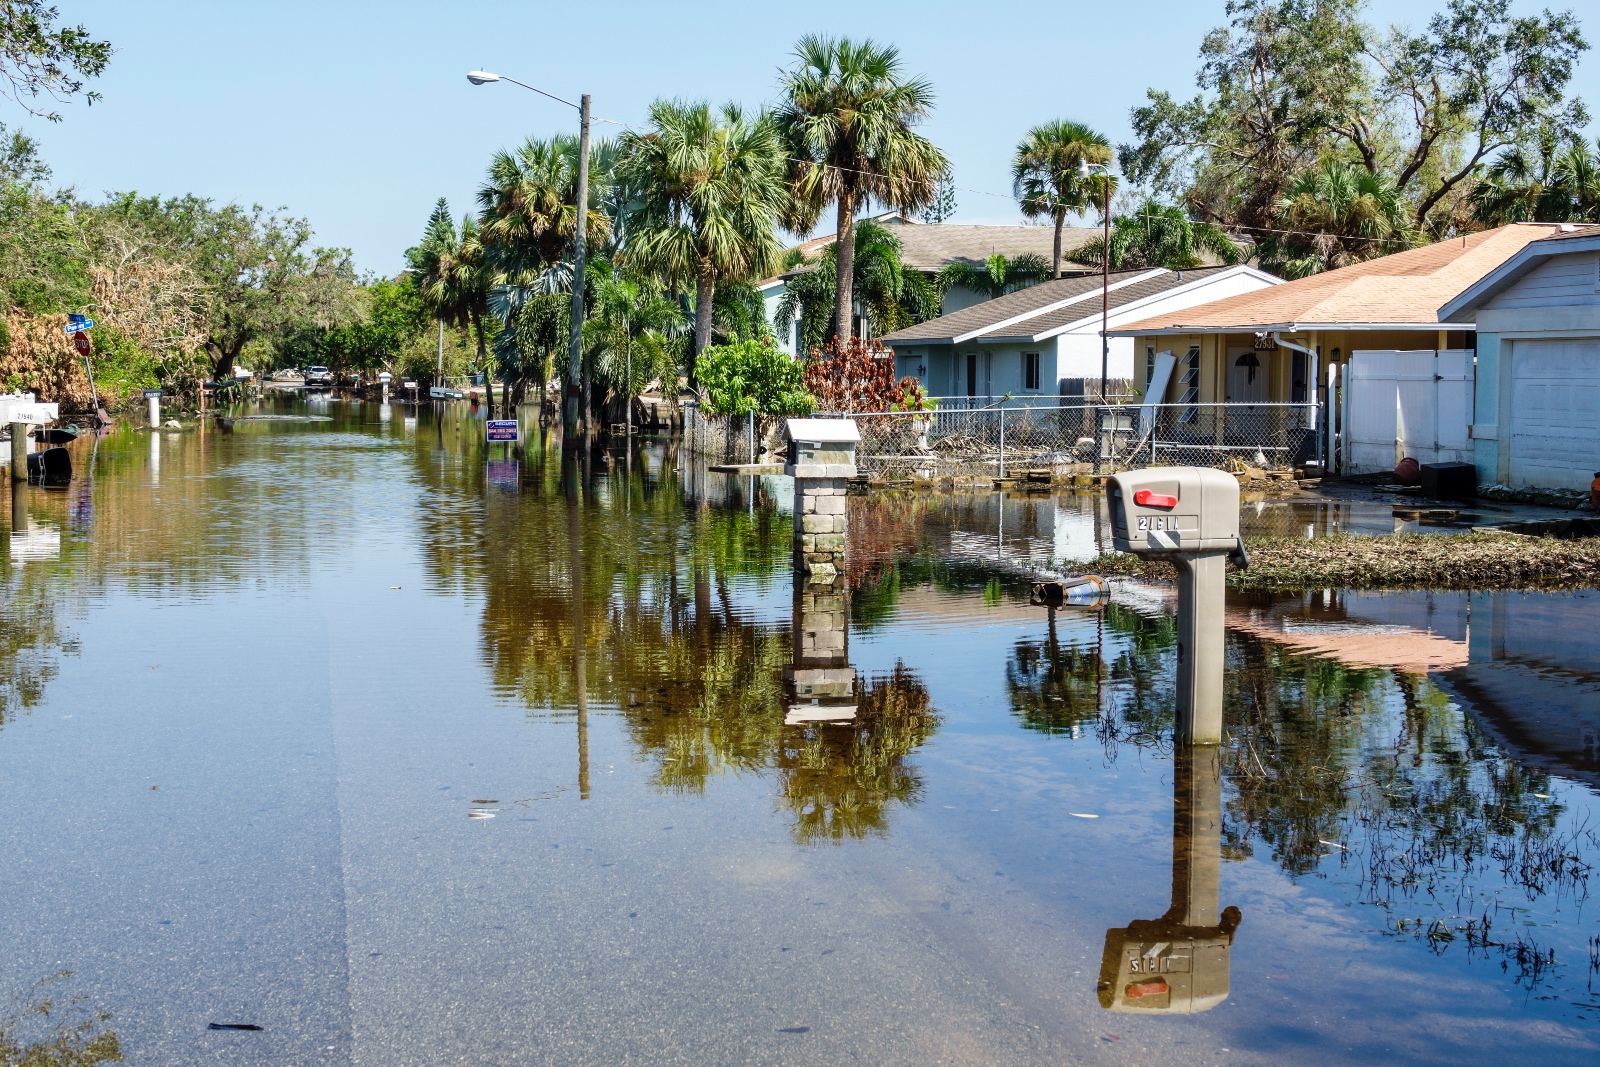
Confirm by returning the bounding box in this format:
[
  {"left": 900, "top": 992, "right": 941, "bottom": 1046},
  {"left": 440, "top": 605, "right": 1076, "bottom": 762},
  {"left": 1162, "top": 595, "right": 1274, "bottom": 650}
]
[{"left": 73, "top": 332, "right": 90, "bottom": 355}]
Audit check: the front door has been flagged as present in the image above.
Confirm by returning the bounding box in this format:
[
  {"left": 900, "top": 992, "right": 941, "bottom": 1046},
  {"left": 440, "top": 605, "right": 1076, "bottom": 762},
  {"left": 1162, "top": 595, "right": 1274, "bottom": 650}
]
[
  {"left": 966, "top": 352, "right": 978, "bottom": 398},
  {"left": 1226, "top": 349, "right": 1268, "bottom": 403}
]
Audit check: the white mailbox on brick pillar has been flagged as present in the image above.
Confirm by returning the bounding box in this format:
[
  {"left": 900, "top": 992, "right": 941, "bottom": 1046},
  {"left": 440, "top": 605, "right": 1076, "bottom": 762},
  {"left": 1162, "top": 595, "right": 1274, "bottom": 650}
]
[{"left": 784, "top": 418, "right": 859, "bottom": 583}]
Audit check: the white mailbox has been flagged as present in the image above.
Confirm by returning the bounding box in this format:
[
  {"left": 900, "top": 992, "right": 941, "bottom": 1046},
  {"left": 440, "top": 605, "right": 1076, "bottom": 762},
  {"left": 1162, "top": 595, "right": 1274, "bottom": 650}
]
[
  {"left": 1108, "top": 467, "right": 1240, "bottom": 555},
  {"left": 1106, "top": 466, "right": 1246, "bottom": 744}
]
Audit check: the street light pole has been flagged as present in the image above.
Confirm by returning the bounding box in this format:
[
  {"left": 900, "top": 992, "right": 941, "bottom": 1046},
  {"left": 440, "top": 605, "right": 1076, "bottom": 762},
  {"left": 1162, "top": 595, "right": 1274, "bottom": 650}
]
[{"left": 466, "top": 71, "right": 596, "bottom": 442}]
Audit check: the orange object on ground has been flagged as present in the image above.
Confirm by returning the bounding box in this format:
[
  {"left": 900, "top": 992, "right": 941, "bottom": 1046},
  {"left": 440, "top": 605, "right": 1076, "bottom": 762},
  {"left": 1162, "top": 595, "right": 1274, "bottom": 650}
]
[
  {"left": 1590, "top": 472, "right": 1600, "bottom": 510},
  {"left": 1125, "top": 978, "right": 1170, "bottom": 999},
  {"left": 1395, "top": 457, "right": 1421, "bottom": 485}
]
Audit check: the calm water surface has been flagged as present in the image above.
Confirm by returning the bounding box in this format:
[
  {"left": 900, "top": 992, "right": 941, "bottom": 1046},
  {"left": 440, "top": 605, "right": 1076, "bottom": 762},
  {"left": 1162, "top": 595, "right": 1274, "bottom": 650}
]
[{"left": 1, "top": 399, "right": 1597, "bottom": 1066}]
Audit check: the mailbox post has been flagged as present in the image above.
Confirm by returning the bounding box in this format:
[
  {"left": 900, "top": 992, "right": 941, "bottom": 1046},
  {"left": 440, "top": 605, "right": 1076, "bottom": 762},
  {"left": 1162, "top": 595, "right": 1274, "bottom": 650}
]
[
  {"left": 379, "top": 370, "right": 392, "bottom": 403},
  {"left": 0, "top": 394, "right": 60, "bottom": 483},
  {"left": 1107, "top": 466, "right": 1245, "bottom": 743}
]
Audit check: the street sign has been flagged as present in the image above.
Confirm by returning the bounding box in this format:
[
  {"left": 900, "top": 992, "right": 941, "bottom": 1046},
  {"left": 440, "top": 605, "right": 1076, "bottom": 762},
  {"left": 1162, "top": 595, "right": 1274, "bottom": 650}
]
[
  {"left": 63, "top": 317, "right": 94, "bottom": 334},
  {"left": 73, "top": 333, "right": 90, "bottom": 355},
  {"left": 486, "top": 419, "right": 518, "bottom": 442},
  {"left": 143, "top": 389, "right": 162, "bottom": 400}
]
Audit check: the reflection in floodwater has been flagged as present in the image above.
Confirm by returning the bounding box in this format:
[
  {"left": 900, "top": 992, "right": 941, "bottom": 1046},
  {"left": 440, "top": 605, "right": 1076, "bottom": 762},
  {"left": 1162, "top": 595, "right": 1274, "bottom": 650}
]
[{"left": 1099, "top": 746, "right": 1241, "bottom": 1013}]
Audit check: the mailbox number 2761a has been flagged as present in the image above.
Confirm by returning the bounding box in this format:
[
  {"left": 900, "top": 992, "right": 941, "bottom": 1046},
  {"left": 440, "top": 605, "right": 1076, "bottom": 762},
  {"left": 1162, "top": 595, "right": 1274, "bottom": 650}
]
[{"left": 1137, "top": 515, "right": 1179, "bottom": 532}]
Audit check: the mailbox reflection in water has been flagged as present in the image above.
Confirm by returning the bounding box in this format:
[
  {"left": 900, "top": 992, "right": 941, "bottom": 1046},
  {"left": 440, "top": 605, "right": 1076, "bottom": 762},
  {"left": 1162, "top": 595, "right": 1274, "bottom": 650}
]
[{"left": 1098, "top": 746, "right": 1241, "bottom": 1014}]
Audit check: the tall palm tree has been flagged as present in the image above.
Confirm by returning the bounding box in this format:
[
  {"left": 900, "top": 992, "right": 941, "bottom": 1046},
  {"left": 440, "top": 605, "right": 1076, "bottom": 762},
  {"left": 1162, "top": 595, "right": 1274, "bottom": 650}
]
[
  {"left": 775, "top": 34, "right": 947, "bottom": 344},
  {"left": 1011, "top": 120, "right": 1113, "bottom": 277},
  {"left": 1078, "top": 200, "right": 1244, "bottom": 271},
  {"left": 477, "top": 135, "right": 613, "bottom": 282},
  {"left": 1260, "top": 160, "right": 1416, "bottom": 278},
  {"left": 620, "top": 99, "right": 788, "bottom": 359}
]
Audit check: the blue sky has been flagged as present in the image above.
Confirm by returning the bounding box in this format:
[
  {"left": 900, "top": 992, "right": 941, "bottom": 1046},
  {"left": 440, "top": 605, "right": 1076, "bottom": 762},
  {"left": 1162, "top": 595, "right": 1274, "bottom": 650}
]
[{"left": 16, "top": 1, "right": 1598, "bottom": 276}]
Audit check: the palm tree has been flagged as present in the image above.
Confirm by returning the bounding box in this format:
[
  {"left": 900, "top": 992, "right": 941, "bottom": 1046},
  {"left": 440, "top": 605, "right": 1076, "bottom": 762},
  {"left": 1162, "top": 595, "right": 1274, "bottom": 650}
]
[
  {"left": 620, "top": 100, "right": 788, "bottom": 359},
  {"left": 1471, "top": 137, "right": 1600, "bottom": 225},
  {"left": 938, "top": 252, "right": 1054, "bottom": 300},
  {"left": 406, "top": 198, "right": 490, "bottom": 388},
  {"left": 586, "top": 269, "right": 687, "bottom": 425},
  {"left": 477, "top": 135, "right": 612, "bottom": 282},
  {"left": 774, "top": 218, "right": 942, "bottom": 353},
  {"left": 1078, "top": 200, "right": 1244, "bottom": 271},
  {"left": 1011, "top": 120, "right": 1113, "bottom": 277},
  {"left": 774, "top": 34, "right": 947, "bottom": 344},
  {"left": 1259, "top": 160, "right": 1416, "bottom": 279}
]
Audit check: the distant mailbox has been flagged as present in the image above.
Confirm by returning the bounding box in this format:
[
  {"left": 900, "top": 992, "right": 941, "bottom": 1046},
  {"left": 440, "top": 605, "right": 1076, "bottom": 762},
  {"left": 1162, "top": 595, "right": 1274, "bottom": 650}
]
[
  {"left": 378, "top": 371, "right": 392, "bottom": 383},
  {"left": 783, "top": 417, "right": 860, "bottom": 478},
  {"left": 143, "top": 388, "right": 163, "bottom": 400},
  {"left": 486, "top": 419, "right": 518, "bottom": 442},
  {"left": 1108, "top": 467, "right": 1240, "bottom": 556}
]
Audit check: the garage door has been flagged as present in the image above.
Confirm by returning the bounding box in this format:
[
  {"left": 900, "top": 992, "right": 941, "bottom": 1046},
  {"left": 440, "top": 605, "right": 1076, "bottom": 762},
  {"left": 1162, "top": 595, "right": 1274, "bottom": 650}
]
[{"left": 1511, "top": 339, "right": 1600, "bottom": 491}]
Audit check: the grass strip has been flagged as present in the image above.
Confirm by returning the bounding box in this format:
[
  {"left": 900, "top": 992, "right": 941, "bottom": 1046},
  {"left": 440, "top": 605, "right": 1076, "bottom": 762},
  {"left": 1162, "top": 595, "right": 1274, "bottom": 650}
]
[{"left": 1085, "top": 532, "right": 1600, "bottom": 591}]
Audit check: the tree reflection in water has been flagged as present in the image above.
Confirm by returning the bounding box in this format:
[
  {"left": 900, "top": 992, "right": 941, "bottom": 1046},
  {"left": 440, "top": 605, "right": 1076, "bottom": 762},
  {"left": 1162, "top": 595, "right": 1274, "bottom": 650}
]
[
  {"left": 450, "top": 437, "right": 939, "bottom": 843},
  {"left": 1006, "top": 614, "right": 1599, "bottom": 997}
]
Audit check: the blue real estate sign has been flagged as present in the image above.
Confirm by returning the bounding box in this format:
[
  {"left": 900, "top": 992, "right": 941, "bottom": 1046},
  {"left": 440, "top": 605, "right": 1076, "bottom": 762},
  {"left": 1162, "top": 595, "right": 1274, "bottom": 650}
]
[{"left": 486, "top": 420, "right": 518, "bottom": 442}]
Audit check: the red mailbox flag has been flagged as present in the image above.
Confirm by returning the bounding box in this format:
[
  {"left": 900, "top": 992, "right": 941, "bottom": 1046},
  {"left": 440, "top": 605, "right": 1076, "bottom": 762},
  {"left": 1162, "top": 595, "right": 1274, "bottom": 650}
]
[{"left": 73, "top": 333, "right": 90, "bottom": 356}]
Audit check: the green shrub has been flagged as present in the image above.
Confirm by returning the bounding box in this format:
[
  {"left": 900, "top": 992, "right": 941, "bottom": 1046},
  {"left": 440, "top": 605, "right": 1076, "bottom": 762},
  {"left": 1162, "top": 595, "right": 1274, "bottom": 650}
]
[{"left": 694, "top": 337, "right": 813, "bottom": 415}]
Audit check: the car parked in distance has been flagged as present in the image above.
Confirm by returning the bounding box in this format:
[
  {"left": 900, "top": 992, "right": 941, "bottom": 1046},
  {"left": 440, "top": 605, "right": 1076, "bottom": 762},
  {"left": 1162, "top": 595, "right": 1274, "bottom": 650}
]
[{"left": 304, "top": 366, "right": 334, "bottom": 386}]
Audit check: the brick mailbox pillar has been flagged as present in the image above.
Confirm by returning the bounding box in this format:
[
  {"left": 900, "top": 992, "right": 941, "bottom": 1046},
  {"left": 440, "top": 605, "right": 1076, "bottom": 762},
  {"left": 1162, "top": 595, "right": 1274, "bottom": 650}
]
[{"left": 783, "top": 418, "right": 859, "bottom": 584}]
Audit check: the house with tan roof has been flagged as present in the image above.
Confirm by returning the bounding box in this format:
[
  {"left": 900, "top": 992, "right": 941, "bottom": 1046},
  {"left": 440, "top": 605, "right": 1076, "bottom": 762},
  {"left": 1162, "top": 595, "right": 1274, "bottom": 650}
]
[
  {"left": 760, "top": 214, "right": 1103, "bottom": 355},
  {"left": 1440, "top": 224, "right": 1600, "bottom": 492},
  {"left": 1109, "top": 223, "right": 1576, "bottom": 476},
  {"left": 879, "top": 264, "right": 1279, "bottom": 401}
]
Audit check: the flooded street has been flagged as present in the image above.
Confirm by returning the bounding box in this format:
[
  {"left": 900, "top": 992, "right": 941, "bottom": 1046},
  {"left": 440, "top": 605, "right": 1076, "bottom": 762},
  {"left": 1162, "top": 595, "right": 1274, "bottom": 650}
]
[{"left": 2, "top": 399, "right": 1597, "bottom": 1065}]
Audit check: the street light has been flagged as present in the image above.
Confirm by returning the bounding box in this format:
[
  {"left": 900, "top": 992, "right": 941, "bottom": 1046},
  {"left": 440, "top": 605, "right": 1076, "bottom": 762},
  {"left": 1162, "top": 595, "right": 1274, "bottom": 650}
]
[
  {"left": 1080, "top": 159, "right": 1115, "bottom": 402},
  {"left": 467, "top": 69, "right": 592, "bottom": 441}
]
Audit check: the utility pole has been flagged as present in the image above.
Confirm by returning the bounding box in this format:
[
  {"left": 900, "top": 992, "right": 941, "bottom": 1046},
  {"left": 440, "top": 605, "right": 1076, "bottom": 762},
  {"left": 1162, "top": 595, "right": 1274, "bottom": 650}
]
[
  {"left": 567, "top": 94, "right": 591, "bottom": 442},
  {"left": 1099, "top": 174, "right": 1110, "bottom": 402}
]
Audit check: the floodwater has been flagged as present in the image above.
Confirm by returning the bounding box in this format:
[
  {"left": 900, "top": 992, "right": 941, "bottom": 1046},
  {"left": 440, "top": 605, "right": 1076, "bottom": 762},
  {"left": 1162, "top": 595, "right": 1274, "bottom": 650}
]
[{"left": 1, "top": 398, "right": 1597, "bottom": 1066}]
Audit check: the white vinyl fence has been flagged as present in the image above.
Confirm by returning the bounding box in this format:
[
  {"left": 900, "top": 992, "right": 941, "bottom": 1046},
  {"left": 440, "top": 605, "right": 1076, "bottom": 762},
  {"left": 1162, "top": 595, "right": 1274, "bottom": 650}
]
[{"left": 1344, "top": 350, "right": 1473, "bottom": 475}]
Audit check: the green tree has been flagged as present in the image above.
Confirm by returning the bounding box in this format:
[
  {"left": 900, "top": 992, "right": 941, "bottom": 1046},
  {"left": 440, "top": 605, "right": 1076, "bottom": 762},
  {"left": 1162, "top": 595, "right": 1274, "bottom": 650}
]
[
  {"left": 775, "top": 34, "right": 947, "bottom": 344},
  {"left": 1012, "top": 120, "right": 1113, "bottom": 277},
  {"left": 1078, "top": 199, "right": 1246, "bottom": 271},
  {"left": 693, "top": 337, "right": 813, "bottom": 415},
  {"left": 1259, "top": 160, "right": 1417, "bottom": 277},
  {"left": 1121, "top": 0, "right": 1590, "bottom": 235},
  {"left": 919, "top": 168, "right": 957, "bottom": 223},
  {"left": 100, "top": 195, "right": 358, "bottom": 380},
  {"left": 0, "top": 0, "right": 111, "bottom": 120},
  {"left": 620, "top": 99, "right": 787, "bottom": 360},
  {"left": 406, "top": 197, "right": 492, "bottom": 384}
]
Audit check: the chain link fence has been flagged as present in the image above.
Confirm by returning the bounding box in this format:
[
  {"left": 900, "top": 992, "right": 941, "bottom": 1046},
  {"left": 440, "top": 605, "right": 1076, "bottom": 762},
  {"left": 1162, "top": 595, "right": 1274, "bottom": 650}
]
[
  {"left": 849, "top": 401, "right": 1320, "bottom": 479},
  {"left": 683, "top": 403, "right": 781, "bottom": 465},
  {"left": 684, "top": 399, "right": 1321, "bottom": 479}
]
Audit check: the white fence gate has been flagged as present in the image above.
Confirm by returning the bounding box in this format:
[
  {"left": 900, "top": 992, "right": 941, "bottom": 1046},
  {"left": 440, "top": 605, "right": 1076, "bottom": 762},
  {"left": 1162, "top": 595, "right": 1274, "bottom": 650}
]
[{"left": 1344, "top": 350, "right": 1473, "bottom": 475}]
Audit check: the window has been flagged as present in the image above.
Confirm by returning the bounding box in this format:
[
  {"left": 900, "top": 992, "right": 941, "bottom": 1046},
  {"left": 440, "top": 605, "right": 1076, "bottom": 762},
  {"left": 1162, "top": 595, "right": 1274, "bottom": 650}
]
[
  {"left": 1023, "top": 351, "right": 1041, "bottom": 391},
  {"left": 1145, "top": 345, "right": 1156, "bottom": 386}
]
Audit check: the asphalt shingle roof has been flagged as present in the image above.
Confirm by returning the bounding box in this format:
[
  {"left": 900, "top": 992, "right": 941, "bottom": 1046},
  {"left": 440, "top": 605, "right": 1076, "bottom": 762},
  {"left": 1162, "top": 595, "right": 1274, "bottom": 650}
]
[
  {"left": 1111, "top": 224, "right": 1573, "bottom": 334},
  {"left": 880, "top": 268, "right": 1234, "bottom": 344}
]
